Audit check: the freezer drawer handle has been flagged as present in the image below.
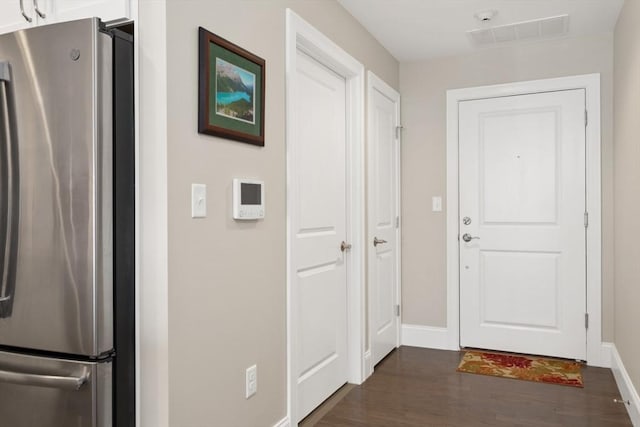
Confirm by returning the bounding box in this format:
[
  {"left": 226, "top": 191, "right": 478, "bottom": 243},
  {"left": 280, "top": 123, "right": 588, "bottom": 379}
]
[
  {"left": 0, "top": 61, "right": 20, "bottom": 318},
  {"left": 0, "top": 367, "right": 90, "bottom": 390}
]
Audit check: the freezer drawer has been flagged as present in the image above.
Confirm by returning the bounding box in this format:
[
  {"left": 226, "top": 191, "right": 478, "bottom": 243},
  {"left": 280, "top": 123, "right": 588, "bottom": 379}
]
[{"left": 0, "top": 350, "right": 111, "bottom": 427}]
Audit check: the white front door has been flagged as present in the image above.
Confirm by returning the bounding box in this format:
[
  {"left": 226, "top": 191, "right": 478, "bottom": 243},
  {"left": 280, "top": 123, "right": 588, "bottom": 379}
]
[
  {"left": 367, "top": 73, "right": 400, "bottom": 366},
  {"left": 291, "top": 50, "right": 349, "bottom": 421},
  {"left": 459, "top": 89, "right": 587, "bottom": 360}
]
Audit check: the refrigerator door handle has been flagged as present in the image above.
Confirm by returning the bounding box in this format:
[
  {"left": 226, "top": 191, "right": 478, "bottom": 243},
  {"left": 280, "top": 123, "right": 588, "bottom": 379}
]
[
  {"left": 0, "top": 61, "right": 20, "bottom": 318},
  {"left": 0, "top": 367, "right": 90, "bottom": 390}
]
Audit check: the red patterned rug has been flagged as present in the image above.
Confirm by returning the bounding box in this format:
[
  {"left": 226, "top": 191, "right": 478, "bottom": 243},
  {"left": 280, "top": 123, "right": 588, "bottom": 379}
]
[{"left": 457, "top": 350, "right": 584, "bottom": 388}]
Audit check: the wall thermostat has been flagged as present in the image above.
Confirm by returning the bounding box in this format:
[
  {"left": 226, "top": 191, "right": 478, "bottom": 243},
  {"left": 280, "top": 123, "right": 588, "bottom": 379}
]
[{"left": 233, "top": 178, "right": 265, "bottom": 220}]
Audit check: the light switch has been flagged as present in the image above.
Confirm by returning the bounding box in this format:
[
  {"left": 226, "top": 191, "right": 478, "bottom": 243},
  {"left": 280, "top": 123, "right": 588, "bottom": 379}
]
[
  {"left": 191, "top": 184, "right": 207, "bottom": 218},
  {"left": 432, "top": 196, "right": 442, "bottom": 212},
  {"left": 246, "top": 364, "right": 257, "bottom": 398}
]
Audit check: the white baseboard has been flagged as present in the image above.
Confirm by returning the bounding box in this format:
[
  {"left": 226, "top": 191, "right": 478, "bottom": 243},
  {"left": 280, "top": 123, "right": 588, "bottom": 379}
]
[
  {"left": 364, "top": 349, "right": 373, "bottom": 379},
  {"left": 401, "top": 324, "right": 455, "bottom": 351},
  {"left": 273, "top": 415, "right": 290, "bottom": 427},
  {"left": 400, "top": 326, "right": 615, "bottom": 368},
  {"left": 611, "top": 344, "right": 640, "bottom": 426},
  {"left": 595, "top": 342, "right": 614, "bottom": 368}
]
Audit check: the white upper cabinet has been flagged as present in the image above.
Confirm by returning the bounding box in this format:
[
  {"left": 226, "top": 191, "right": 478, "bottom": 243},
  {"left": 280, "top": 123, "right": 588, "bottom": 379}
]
[
  {"left": 47, "top": 0, "right": 130, "bottom": 25},
  {"left": 0, "top": 0, "right": 130, "bottom": 35},
  {"left": 0, "top": 0, "right": 37, "bottom": 35}
]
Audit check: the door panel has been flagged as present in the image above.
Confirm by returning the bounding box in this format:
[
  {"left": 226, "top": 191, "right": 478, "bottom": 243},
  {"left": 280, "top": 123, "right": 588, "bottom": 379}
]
[
  {"left": 0, "top": 349, "right": 111, "bottom": 427},
  {"left": 0, "top": 19, "right": 112, "bottom": 357},
  {"left": 459, "top": 90, "right": 586, "bottom": 360},
  {"left": 375, "top": 251, "right": 394, "bottom": 332},
  {"left": 293, "top": 51, "right": 348, "bottom": 421},
  {"left": 481, "top": 110, "right": 559, "bottom": 223},
  {"left": 368, "top": 79, "right": 400, "bottom": 366},
  {"left": 480, "top": 251, "right": 560, "bottom": 328}
]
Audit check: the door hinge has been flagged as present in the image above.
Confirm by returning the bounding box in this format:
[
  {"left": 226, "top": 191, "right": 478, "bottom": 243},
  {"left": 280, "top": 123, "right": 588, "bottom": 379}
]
[
  {"left": 395, "top": 125, "right": 404, "bottom": 140},
  {"left": 585, "top": 313, "right": 589, "bottom": 329},
  {"left": 585, "top": 110, "right": 588, "bottom": 127},
  {"left": 396, "top": 216, "right": 400, "bottom": 228},
  {"left": 584, "top": 212, "right": 589, "bottom": 228},
  {"left": 395, "top": 304, "right": 401, "bottom": 317}
]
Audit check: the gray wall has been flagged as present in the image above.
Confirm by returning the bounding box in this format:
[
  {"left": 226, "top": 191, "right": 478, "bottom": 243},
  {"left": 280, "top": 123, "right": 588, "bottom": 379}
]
[
  {"left": 164, "top": 1, "right": 398, "bottom": 425},
  {"left": 614, "top": 0, "right": 640, "bottom": 397},
  {"left": 137, "top": 2, "right": 634, "bottom": 425},
  {"left": 399, "top": 32, "right": 615, "bottom": 341}
]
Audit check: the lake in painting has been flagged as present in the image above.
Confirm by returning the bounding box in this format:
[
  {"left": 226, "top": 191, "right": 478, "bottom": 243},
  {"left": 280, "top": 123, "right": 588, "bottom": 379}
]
[{"left": 215, "top": 58, "right": 255, "bottom": 124}]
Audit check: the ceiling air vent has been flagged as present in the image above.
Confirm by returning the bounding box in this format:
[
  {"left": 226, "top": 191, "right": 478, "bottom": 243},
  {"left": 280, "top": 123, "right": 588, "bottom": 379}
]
[{"left": 467, "top": 14, "right": 569, "bottom": 46}]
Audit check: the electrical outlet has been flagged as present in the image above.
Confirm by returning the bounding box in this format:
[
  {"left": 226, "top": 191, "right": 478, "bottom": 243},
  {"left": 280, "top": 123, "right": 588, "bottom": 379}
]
[{"left": 245, "top": 365, "right": 257, "bottom": 399}]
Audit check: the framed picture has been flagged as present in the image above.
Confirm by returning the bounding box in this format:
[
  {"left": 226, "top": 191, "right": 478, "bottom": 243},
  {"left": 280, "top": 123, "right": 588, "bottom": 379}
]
[{"left": 198, "top": 27, "right": 265, "bottom": 146}]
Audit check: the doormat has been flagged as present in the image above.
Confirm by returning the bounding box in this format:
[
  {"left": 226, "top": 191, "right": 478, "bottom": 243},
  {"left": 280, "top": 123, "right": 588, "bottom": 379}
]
[{"left": 456, "top": 350, "right": 584, "bottom": 388}]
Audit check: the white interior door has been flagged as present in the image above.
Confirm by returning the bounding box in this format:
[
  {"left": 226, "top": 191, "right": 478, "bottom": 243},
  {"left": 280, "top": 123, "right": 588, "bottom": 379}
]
[
  {"left": 459, "top": 89, "right": 587, "bottom": 360},
  {"left": 367, "top": 73, "right": 400, "bottom": 367},
  {"left": 292, "top": 50, "right": 349, "bottom": 421}
]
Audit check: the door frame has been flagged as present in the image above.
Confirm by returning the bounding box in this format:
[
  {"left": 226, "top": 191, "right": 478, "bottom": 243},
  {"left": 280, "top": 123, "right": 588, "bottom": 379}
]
[
  {"left": 366, "top": 71, "right": 402, "bottom": 373},
  {"left": 285, "top": 9, "right": 366, "bottom": 423},
  {"left": 446, "top": 74, "right": 606, "bottom": 367}
]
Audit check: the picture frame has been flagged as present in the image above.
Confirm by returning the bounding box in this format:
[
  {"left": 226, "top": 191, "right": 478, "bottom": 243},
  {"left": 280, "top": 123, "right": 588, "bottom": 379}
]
[{"left": 198, "top": 27, "right": 265, "bottom": 146}]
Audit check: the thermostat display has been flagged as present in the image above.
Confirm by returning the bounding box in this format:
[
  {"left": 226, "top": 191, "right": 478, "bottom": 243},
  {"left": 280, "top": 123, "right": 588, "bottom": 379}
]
[
  {"left": 233, "top": 178, "right": 265, "bottom": 220},
  {"left": 241, "top": 183, "right": 261, "bottom": 205}
]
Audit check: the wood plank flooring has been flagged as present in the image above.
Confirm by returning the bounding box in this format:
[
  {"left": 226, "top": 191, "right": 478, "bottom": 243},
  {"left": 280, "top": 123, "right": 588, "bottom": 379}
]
[{"left": 301, "top": 347, "right": 632, "bottom": 427}]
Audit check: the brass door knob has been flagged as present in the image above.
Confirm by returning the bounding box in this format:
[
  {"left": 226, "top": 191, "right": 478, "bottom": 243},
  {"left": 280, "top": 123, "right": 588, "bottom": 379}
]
[
  {"left": 340, "top": 241, "right": 352, "bottom": 252},
  {"left": 373, "top": 237, "right": 387, "bottom": 247}
]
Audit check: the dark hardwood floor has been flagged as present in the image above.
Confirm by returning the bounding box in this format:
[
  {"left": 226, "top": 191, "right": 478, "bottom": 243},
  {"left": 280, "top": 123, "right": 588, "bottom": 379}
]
[{"left": 301, "top": 347, "right": 632, "bottom": 427}]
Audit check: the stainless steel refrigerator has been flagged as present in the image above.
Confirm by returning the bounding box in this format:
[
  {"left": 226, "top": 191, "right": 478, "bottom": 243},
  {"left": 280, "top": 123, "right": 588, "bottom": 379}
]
[{"left": 0, "top": 18, "right": 135, "bottom": 427}]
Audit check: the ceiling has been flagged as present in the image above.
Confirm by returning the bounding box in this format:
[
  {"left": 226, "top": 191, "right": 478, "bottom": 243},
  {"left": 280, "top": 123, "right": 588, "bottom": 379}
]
[{"left": 337, "top": 0, "right": 625, "bottom": 61}]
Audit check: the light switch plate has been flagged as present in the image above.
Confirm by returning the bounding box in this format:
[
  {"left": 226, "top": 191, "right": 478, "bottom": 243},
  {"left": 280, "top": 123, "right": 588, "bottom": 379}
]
[
  {"left": 191, "top": 184, "right": 207, "bottom": 218},
  {"left": 246, "top": 365, "right": 257, "bottom": 399},
  {"left": 432, "top": 196, "right": 442, "bottom": 212}
]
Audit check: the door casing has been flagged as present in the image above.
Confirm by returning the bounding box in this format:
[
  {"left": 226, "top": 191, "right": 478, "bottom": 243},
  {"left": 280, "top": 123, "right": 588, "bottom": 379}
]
[
  {"left": 446, "top": 74, "right": 605, "bottom": 367},
  {"left": 285, "top": 9, "right": 366, "bottom": 424}
]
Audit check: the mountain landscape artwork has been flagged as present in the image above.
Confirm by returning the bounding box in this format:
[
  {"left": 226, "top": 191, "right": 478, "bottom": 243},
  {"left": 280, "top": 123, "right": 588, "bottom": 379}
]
[
  {"left": 199, "top": 27, "right": 265, "bottom": 146},
  {"left": 215, "top": 58, "right": 255, "bottom": 124}
]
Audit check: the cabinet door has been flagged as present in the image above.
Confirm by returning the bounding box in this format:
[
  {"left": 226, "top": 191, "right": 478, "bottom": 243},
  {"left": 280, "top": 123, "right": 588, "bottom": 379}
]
[
  {"left": 0, "top": 1, "right": 36, "bottom": 35},
  {"left": 49, "top": 0, "right": 130, "bottom": 24}
]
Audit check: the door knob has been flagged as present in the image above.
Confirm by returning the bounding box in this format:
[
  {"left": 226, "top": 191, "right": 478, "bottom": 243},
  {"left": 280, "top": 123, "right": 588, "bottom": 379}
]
[
  {"left": 462, "top": 233, "right": 480, "bottom": 242},
  {"left": 340, "top": 241, "right": 352, "bottom": 252},
  {"left": 373, "top": 237, "right": 387, "bottom": 247}
]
